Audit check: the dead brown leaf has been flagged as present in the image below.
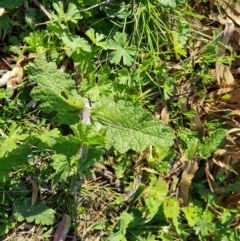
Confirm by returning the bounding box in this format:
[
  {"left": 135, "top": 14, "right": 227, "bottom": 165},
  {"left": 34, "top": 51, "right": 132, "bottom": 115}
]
[
  {"left": 219, "top": 0, "right": 240, "bottom": 26},
  {"left": 7, "top": 65, "right": 24, "bottom": 88},
  {"left": 216, "top": 19, "right": 235, "bottom": 85},
  {"left": 160, "top": 105, "right": 169, "bottom": 125},
  {"left": 28, "top": 176, "right": 38, "bottom": 209},
  {"left": 179, "top": 160, "right": 199, "bottom": 206}
]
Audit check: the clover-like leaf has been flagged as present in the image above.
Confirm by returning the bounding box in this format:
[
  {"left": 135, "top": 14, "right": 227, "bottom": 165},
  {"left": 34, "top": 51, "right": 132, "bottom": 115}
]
[
  {"left": 33, "top": 128, "right": 60, "bottom": 147},
  {"left": 85, "top": 28, "right": 108, "bottom": 49},
  {"left": 107, "top": 32, "right": 136, "bottom": 66},
  {"left": 0, "top": 123, "right": 28, "bottom": 157}
]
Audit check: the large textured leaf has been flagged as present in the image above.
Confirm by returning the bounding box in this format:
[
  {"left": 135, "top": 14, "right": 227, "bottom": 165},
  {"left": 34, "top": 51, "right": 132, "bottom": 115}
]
[
  {"left": 92, "top": 98, "right": 174, "bottom": 153},
  {"left": 13, "top": 198, "right": 55, "bottom": 225},
  {"left": 28, "top": 55, "right": 84, "bottom": 124},
  {"left": 199, "top": 128, "right": 227, "bottom": 159}
]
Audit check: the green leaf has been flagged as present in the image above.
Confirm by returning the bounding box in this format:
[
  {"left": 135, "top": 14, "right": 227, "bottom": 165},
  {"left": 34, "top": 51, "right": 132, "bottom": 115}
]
[
  {"left": 107, "top": 231, "right": 127, "bottom": 241},
  {"left": 102, "top": 2, "right": 128, "bottom": 19},
  {"left": 47, "top": 21, "right": 91, "bottom": 56},
  {"left": 157, "top": 0, "right": 185, "bottom": 8},
  {"left": 85, "top": 28, "right": 108, "bottom": 49},
  {"left": 171, "top": 31, "right": 187, "bottom": 59},
  {"left": 61, "top": 31, "right": 91, "bottom": 56},
  {"left": 52, "top": 135, "right": 80, "bottom": 158},
  {"left": 0, "top": 140, "right": 32, "bottom": 171},
  {"left": 184, "top": 137, "right": 199, "bottom": 160},
  {"left": 193, "top": 183, "right": 218, "bottom": 205},
  {"left": 28, "top": 55, "right": 85, "bottom": 124},
  {"left": 0, "top": 140, "right": 32, "bottom": 185},
  {"left": 199, "top": 128, "right": 227, "bottom": 159},
  {"left": 72, "top": 51, "right": 95, "bottom": 74},
  {"left": 13, "top": 198, "right": 55, "bottom": 225},
  {"left": 80, "top": 78, "right": 114, "bottom": 101},
  {"left": 52, "top": 1, "right": 82, "bottom": 24},
  {"left": 92, "top": 98, "right": 174, "bottom": 153},
  {"left": 71, "top": 122, "right": 106, "bottom": 145},
  {"left": 24, "top": 31, "right": 48, "bottom": 52},
  {"left": 182, "top": 205, "right": 201, "bottom": 227},
  {"left": 163, "top": 77, "right": 178, "bottom": 100},
  {"left": 224, "top": 181, "right": 240, "bottom": 193},
  {"left": 51, "top": 154, "right": 70, "bottom": 183},
  {"left": 0, "top": 123, "right": 28, "bottom": 157},
  {"left": 33, "top": 128, "right": 60, "bottom": 147},
  {"left": 0, "top": 0, "right": 25, "bottom": 9},
  {"left": 117, "top": 211, "right": 134, "bottom": 234},
  {"left": 127, "top": 184, "right": 145, "bottom": 209},
  {"left": 50, "top": 135, "right": 80, "bottom": 184},
  {"left": 194, "top": 210, "right": 215, "bottom": 237},
  {"left": 163, "top": 197, "right": 181, "bottom": 235},
  {"left": 0, "top": 14, "right": 11, "bottom": 38},
  {"left": 144, "top": 179, "right": 168, "bottom": 216},
  {"left": 0, "top": 218, "right": 15, "bottom": 236},
  {"left": 107, "top": 32, "right": 136, "bottom": 66}
]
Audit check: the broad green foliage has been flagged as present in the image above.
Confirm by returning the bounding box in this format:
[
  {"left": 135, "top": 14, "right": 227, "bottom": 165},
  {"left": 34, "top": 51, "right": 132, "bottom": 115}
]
[
  {"left": 157, "top": 0, "right": 186, "bottom": 8},
  {"left": 92, "top": 98, "right": 174, "bottom": 153},
  {"left": 183, "top": 205, "right": 216, "bottom": 240},
  {"left": 0, "top": 123, "right": 28, "bottom": 157},
  {"left": 0, "top": 0, "right": 239, "bottom": 240},
  {"left": 24, "top": 7, "right": 37, "bottom": 29},
  {"left": 24, "top": 31, "right": 49, "bottom": 52},
  {"left": 28, "top": 55, "right": 85, "bottom": 124},
  {"left": 51, "top": 154, "right": 72, "bottom": 183},
  {"left": 85, "top": 28, "right": 108, "bottom": 49},
  {"left": 163, "top": 197, "right": 182, "bottom": 235},
  {"left": 32, "top": 128, "right": 60, "bottom": 147},
  {"left": 0, "top": 14, "right": 10, "bottom": 39},
  {"left": 51, "top": 1, "right": 82, "bottom": 25},
  {"left": 184, "top": 137, "right": 199, "bottom": 160},
  {"left": 81, "top": 77, "right": 114, "bottom": 101},
  {"left": 199, "top": 128, "right": 227, "bottom": 159},
  {"left": 0, "top": 0, "right": 25, "bottom": 9},
  {"left": 163, "top": 77, "right": 178, "bottom": 100},
  {"left": 13, "top": 198, "right": 55, "bottom": 225},
  {"left": 179, "top": 128, "right": 227, "bottom": 160},
  {"left": 0, "top": 140, "right": 32, "bottom": 171},
  {"left": 144, "top": 178, "right": 168, "bottom": 217},
  {"left": 47, "top": 21, "right": 91, "bottom": 57},
  {"left": 107, "top": 32, "right": 137, "bottom": 66}
]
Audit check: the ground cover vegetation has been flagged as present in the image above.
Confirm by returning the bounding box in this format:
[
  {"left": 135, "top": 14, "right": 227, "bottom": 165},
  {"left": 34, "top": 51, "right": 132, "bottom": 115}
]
[{"left": 0, "top": 0, "right": 240, "bottom": 240}]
